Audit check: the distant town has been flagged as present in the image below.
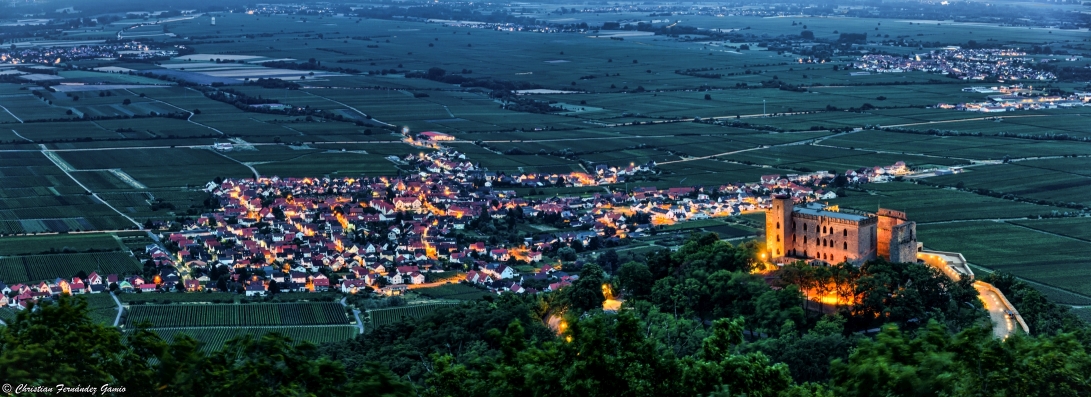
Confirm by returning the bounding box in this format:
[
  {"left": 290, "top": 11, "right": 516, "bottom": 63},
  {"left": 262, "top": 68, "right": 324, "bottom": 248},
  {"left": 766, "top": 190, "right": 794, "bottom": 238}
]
[{"left": 2, "top": 131, "right": 915, "bottom": 310}]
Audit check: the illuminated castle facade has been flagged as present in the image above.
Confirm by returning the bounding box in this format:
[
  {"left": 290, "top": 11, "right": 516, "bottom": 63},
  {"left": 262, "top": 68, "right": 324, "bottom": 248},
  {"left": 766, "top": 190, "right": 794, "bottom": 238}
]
[{"left": 765, "top": 196, "right": 917, "bottom": 265}]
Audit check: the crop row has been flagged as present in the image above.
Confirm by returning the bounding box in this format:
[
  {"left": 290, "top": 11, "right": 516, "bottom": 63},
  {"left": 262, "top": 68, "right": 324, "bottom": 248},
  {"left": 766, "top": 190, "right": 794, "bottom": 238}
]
[
  {"left": 148, "top": 326, "right": 359, "bottom": 352},
  {"left": 367, "top": 303, "right": 458, "bottom": 331},
  {"left": 124, "top": 302, "right": 349, "bottom": 328},
  {"left": 0, "top": 252, "right": 140, "bottom": 284}
]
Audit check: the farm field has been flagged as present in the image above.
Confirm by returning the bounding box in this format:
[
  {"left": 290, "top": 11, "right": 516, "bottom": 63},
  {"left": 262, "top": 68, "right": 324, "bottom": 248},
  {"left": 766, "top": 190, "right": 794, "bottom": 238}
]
[
  {"left": 830, "top": 182, "right": 1068, "bottom": 223},
  {"left": 367, "top": 302, "right": 460, "bottom": 331},
  {"left": 918, "top": 221, "right": 1091, "bottom": 303},
  {"left": 1010, "top": 217, "right": 1091, "bottom": 242},
  {"left": 58, "top": 148, "right": 252, "bottom": 188},
  {"left": 929, "top": 159, "right": 1091, "bottom": 206},
  {"left": 0, "top": 233, "right": 124, "bottom": 256},
  {"left": 149, "top": 326, "right": 359, "bottom": 352},
  {"left": 81, "top": 293, "right": 121, "bottom": 325},
  {"left": 123, "top": 302, "right": 350, "bottom": 328},
  {"left": 117, "top": 292, "right": 241, "bottom": 304},
  {"left": 0, "top": 252, "right": 140, "bottom": 284},
  {"left": 414, "top": 284, "right": 491, "bottom": 301}
]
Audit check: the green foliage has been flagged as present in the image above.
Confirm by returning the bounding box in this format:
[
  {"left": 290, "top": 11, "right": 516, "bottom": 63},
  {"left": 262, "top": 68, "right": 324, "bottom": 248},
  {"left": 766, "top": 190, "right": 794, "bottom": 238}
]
[
  {"left": 831, "top": 320, "right": 1091, "bottom": 397},
  {"left": 0, "top": 295, "right": 413, "bottom": 397},
  {"left": 420, "top": 312, "right": 795, "bottom": 397},
  {"left": 563, "top": 263, "right": 606, "bottom": 313}
]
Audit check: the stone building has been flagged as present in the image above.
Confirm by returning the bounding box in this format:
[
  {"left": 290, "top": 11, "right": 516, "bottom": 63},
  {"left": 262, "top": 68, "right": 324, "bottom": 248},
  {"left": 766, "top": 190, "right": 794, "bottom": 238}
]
[{"left": 765, "top": 195, "right": 918, "bottom": 265}]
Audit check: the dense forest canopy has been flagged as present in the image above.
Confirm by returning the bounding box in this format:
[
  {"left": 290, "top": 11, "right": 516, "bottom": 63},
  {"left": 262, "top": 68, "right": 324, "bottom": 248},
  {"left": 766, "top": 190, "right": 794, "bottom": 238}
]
[{"left": 3, "top": 233, "right": 1090, "bottom": 396}]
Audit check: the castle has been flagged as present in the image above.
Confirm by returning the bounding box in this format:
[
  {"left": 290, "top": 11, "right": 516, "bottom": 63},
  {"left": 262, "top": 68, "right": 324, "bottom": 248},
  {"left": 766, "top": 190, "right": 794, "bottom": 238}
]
[{"left": 765, "top": 195, "right": 918, "bottom": 265}]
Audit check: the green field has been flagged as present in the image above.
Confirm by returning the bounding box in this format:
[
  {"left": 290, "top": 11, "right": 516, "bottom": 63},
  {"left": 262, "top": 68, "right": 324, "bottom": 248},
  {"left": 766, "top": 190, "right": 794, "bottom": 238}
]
[
  {"left": 919, "top": 221, "right": 1091, "bottom": 303},
  {"left": 124, "top": 302, "right": 350, "bottom": 328},
  {"left": 831, "top": 182, "right": 1068, "bottom": 223},
  {"left": 82, "top": 293, "right": 120, "bottom": 325},
  {"left": 0, "top": 252, "right": 140, "bottom": 284},
  {"left": 367, "top": 303, "right": 461, "bottom": 331},
  {"left": 414, "top": 284, "right": 491, "bottom": 301},
  {"left": 149, "top": 325, "right": 358, "bottom": 352},
  {"left": 930, "top": 159, "right": 1091, "bottom": 207},
  {"left": 0, "top": 233, "right": 124, "bottom": 256}
]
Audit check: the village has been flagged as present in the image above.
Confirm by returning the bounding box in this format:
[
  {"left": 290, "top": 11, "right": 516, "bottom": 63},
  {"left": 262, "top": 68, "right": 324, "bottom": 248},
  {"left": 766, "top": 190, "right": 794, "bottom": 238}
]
[
  {"left": 853, "top": 47, "right": 1058, "bottom": 81},
  {"left": 937, "top": 85, "right": 1090, "bottom": 112},
  {"left": 1, "top": 135, "right": 911, "bottom": 311}
]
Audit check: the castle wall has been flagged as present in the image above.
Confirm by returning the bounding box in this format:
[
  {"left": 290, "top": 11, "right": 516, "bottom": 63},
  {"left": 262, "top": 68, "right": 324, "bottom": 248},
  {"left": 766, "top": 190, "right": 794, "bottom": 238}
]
[
  {"left": 889, "top": 221, "right": 918, "bottom": 263},
  {"left": 876, "top": 208, "right": 908, "bottom": 259},
  {"left": 786, "top": 212, "right": 877, "bottom": 264},
  {"left": 765, "top": 196, "right": 793, "bottom": 258}
]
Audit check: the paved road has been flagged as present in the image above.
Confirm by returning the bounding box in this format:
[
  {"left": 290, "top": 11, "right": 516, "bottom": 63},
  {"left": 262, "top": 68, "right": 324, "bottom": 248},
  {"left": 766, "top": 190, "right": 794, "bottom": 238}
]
[
  {"left": 110, "top": 292, "right": 124, "bottom": 327},
  {"left": 0, "top": 105, "right": 24, "bottom": 123},
  {"left": 975, "top": 283, "right": 1017, "bottom": 339}
]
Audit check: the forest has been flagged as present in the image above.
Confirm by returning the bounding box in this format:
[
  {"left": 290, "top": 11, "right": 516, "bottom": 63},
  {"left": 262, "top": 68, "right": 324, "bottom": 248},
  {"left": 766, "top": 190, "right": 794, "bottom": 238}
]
[{"left": 4, "top": 233, "right": 1089, "bottom": 396}]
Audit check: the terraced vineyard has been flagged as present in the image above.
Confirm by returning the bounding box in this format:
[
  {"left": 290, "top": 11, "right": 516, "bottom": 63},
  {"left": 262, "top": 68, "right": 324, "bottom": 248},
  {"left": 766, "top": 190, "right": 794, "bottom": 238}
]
[
  {"left": 81, "top": 293, "right": 121, "bottom": 325},
  {"left": 124, "top": 302, "right": 349, "bottom": 328},
  {"left": 368, "top": 303, "right": 459, "bottom": 332},
  {"left": 149, "top": 326, "right": 359, "bottom": 352},
  {"left": 0, "top": 252, "right": 140, "bottom": 284}
]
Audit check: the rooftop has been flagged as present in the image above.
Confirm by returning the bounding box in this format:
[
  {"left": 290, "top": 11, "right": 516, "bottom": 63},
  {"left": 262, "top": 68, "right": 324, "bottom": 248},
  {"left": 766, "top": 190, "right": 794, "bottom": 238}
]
[{"left": 794, "top": 207, "right": 869, "bottom": 222}]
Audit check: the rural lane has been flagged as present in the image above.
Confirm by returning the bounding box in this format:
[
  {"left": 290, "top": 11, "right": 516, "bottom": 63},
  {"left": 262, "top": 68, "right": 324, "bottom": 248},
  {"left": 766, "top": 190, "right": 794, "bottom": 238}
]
[{"left": 110, "top": 292, "right": 124, "bottom": 327}]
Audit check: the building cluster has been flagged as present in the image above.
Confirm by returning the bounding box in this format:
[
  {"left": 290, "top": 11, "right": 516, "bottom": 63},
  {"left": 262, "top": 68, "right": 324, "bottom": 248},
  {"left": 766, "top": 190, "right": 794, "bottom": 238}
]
[
  {"left": 853, "top": 48, "right": 1056, "bottom": 81},
  {"left": 1, "top": 134, "right": 911, "bottom": 305},
  {"left": 1, "top": 272, "right": 119, "bottom": 310},
  {"left": 0, "top": 42, "right": 174, "bottom": 65},
  {"left": 938, "top": 89, "right": 1089, "bottom": 112}
]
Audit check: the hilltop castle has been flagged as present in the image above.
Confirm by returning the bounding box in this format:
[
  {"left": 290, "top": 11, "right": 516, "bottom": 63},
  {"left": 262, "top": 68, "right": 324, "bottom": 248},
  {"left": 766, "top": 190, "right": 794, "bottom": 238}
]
[{"left": 765, "top": 195, "right": 918, "bottom": 265}]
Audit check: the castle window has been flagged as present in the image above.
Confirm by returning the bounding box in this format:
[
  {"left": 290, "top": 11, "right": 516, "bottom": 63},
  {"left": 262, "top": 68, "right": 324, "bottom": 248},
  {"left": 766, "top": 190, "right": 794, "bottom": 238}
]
[
  {"left": 776, "top": 235, "right": 780, "bottom": 242},
  {"left": 844, "top": 242, "right": 848, "bottom": 250},
  {"left": 803, "top": 224, "right": 807, "bottom": 231},
  {"left": 777, "top": 249, "right": 781, "bottom": 255},
  {"left": 793, "top": 234, "right": 796, "bottom": 242},
  {"left": 843, "top": 229, "right": 848, "bottom": 237},
  {"left": 803, "top": 236, "right": 807, "bottom": 244},
  {"left": 776, "top": 222, "right": 780, "bottom": 230},
  {"left": 822, "top": 225, "right": 827, "bottom": 233},
  {"left": 803, "top": 250, "right": 808, "bottom": 257}
]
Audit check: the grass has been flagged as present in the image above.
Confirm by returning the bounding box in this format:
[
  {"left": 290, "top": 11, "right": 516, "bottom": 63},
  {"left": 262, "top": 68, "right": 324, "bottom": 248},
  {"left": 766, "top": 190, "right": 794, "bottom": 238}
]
[
  {"left": 0, "top": 233, "right": 123, "bottom": 256},
  {"left": 81, "top": 293, "right": 120, "bottom": 325},
  {"left": 413, "top": 283, "right": 490, "bottom": 301},
  {"left": 123, "top": 302, "right": 349, "bottom": 328},
  {"left": 59, "top": 148, "right": 252, "bottom": 188},
  {"left": 918, "top": 221, "right": 1091, "bottom": 301},
  {"left": 0, "top": 252, "right": 141, "bottom": 284},
  {"left": 149, "top": 326, "right": 358, "bottom": 352},
  {"left": 929, "top": 159, "right": 1091, "bottom": 206},
  {"left": 118, "top": 292, "right": 241, "bottom": 304},
  {"left": 831, "top": 182, "right": 1069, "bottom": 223},
  {"left": 367, "top": 302, "right": 461, "bottom": 331},
  {"left": 1009, "top": 217, "right": 1091, "bottom": 243}
]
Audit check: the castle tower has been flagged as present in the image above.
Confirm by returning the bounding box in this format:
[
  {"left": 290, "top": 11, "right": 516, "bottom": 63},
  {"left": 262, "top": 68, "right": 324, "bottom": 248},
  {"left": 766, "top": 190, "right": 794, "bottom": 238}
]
[
  {"left": 765, "top": 195, "right": 793, "bottom": 259},
  {"left": 888, "top": 221, "right": 918, "bottom": 264},
  {"left": 877, "top": 208, "right": 917, "bottom": 262},
  {"left": 876, "top": 208, "right": 907, "bottom": 258}
]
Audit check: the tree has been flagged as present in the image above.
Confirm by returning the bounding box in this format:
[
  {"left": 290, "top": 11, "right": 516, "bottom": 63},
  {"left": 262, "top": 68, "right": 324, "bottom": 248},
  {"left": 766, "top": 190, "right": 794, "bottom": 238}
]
[
  {"left": 616, "top": 261, "right": 653, "bottom": 298},
  {"left": 704, "top": 94, "right": 712, "bottom": 100},
  {"left": 557, "top": 246, "right": 577, "bottom": 261},
  {"left": 565, "top": 263, "right": 606, "bottom": 313},
  {"left": 801, "top": 30, "right": 815, "bottom": 40},
  {"left": 123, "top": 98, "right": 131, "bottom": 105}
]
